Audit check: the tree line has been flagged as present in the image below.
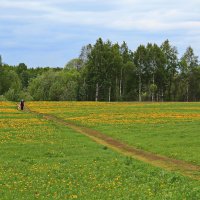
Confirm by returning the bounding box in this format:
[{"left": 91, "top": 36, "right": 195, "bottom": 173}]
[{"left": 0, "top": 38, "right": 199, "bottom": 102}]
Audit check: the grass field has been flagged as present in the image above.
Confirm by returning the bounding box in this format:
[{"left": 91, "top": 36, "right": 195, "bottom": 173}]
[
  {"left": 0, "top": 101, "right": 200, "bottom": 199},
  {"left": 28, "top": 102, "right": 200, "bottom": 165}
]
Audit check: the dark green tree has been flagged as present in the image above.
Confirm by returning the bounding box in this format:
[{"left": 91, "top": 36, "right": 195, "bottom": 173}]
[
  {"left": 134, "top": 45, "right": 147, "bottom": 101},
  {"left": 0, "top": 55, "right": 2, "bottom": 66},
  {"left": 86, "top": 38, "right": 106, "bottom": 101},
  {"left": 119, "top": 42, "right": 134, "bottom": 100},
  {"left": 146, "top": 43, "right": 166, "bottom": 101},
  {"left": 180, "top": 46, "right": 199, "bottom": 101},
  {"left": 160, "top": 40, "right": 178, "bottom": 101}
]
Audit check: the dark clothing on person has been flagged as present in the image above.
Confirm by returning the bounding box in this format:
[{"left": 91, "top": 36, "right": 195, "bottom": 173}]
[{"left": 20, "top": 100, "right": 24, "bottom": 110}]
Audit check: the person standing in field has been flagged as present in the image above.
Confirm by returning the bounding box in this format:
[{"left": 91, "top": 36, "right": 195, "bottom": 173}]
[{"left": 20, "top": 99, "right": 25, "bottom": 110}]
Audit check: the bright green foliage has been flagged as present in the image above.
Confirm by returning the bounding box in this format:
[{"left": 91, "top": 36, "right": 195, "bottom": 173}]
[
  {"left": 1, "top": 70, "right": 22, "bottom": 101},
  {"left": 64, "top": 58, "right": 83, "bottom": 71},
  {"left": 28, "top": 70, "right": 79, "bottom": 101}
]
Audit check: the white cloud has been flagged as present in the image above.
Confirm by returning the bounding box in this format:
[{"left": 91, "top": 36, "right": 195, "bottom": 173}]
[
  {"left": 0, "top": 0, "right": 199, "bottom": 66},
  {"left": 1, "top": 0, "right": 199, "bottom": 32}
]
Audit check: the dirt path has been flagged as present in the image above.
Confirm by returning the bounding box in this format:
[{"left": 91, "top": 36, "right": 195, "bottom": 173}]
[{"left": 30, "top": 109, "right": 200, "bottom": 180}]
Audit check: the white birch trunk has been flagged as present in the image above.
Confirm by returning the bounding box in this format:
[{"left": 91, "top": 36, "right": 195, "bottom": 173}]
[
  {"left": 108, "top": 86, "right": 111, "bottom": 102},
  {"left": 95, "top": 83, "right": 99, "bottom": 102},
  {"left": 139, "top": 74, "right": 142, "bottom": 102}
]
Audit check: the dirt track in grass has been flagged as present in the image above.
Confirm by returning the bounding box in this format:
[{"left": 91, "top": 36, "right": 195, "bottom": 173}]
[{"left": 29, "top": 109, "right": 200, "bottom": 180}]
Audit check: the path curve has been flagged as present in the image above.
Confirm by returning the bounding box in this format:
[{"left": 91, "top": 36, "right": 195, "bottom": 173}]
[{"left": 29, "top": 109, "right": 200, "bottom": 180}]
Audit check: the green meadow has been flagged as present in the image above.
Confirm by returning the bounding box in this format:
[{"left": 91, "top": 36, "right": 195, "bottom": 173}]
[
  {"left": 29, "top": 102, "right": 200, "bottom": 165},
  {"left": 0, "top": 102, "right": 200, "bottom": 199}
]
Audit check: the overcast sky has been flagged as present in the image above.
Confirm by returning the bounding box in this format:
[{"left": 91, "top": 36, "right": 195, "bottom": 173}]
[{"left": 0, "top": 0, "right": 200, "bottom": 67}]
